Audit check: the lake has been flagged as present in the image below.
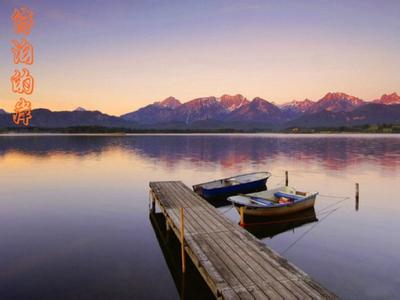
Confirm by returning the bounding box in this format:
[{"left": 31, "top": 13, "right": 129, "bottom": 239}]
[{"left": 0, "top": 134, "right": 399, "bottom": 299}]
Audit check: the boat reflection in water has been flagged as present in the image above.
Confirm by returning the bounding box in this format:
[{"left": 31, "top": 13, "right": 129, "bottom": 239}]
[
  {"left": 243, "top": 208, "right": 318, "bottom": 240},
  {"left": 149, "top": 212, "right": 214, "bottom": 300}
]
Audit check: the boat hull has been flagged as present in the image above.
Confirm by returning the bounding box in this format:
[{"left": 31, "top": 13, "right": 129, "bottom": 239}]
[
  {"left": 235, "top": 196, "right": 316, "bottom": 217},
  {"left": 196, "top": 177, "right": 268, "bottom": 200}
]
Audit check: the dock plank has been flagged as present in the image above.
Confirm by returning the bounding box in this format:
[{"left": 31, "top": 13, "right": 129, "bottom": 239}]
[{"left": 149, "top": 181, "right": 336, "bottom": 300}]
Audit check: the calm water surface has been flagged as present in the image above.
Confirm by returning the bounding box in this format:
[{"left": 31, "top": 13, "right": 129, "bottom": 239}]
[{"left": 0, "top": 134, "right": 399, "bottom": 299}]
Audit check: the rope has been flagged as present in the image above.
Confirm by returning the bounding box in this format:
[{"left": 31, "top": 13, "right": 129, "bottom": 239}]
[
  {"left": 317, "top": 196, "right": 349, "bottom": 214},
  {"left": 317, "top": 207, "right": 341, "bottom": 217},
  {"left": 319, "top": 194, "right": 350, "bottom": 199},
  {"left": 273, "top": 179, "right": 285, "bottom": 188},
  {"left": 220, "top": 204, "right": 234, "bottom": 215},
  {"left": 271, "top": 170, "right": 360, "bottom": 184},
  {"left": 282, "top": 207, "right": 340, "bottom": 254},
  {"left": 270, "top": 174, "right": 286, "bottom": 178}
]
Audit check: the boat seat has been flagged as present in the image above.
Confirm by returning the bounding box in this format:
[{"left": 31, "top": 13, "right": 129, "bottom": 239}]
[
  {"left": 225, "top": 179, "right": 240, "bottom": 185},
  {"left": 274, "top": 192, "right": 303, "bottom": 201}
]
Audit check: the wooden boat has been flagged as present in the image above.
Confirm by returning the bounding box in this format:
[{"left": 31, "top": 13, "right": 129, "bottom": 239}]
[
  {"left": 193, "top": 172, "right": 271, "bottom": 200},
  {"left": 227, "top": 186, "right": 318, "bottom": 217}
]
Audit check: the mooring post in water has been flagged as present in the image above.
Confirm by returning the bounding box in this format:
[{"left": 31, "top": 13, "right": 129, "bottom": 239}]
[
  {"left": 285, "top": 170, "right": 289, "bottom": 186},
  {"left": 239, "top": 206, "right": 245, "bottom": 227},
  {"left": 355, "top": 183, "right": 359, "bottom": 211},
  {"left": 180, "top": 207, "right": 186, "bottom": 274}
]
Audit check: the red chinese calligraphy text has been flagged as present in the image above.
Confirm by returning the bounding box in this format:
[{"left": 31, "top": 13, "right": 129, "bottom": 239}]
[
  {"left": 11, "top": 68, "right": 34, "bottom": 94},
  {"left": 12, "top": 38, "right": 34, "bottom": 65},
  {"left": 11, "top": 6, "right": 34, "bottom": 35},
  {"left": 13, "top": 98, "right": 32, "bottom": 126}
]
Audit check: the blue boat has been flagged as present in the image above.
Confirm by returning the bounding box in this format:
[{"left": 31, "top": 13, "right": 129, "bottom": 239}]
[{"left": 193, "top": 172, "right": 271, "bottom": 200}]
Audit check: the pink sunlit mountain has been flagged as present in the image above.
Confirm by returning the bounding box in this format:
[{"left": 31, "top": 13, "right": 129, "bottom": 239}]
[
  {"left": 219, "top": 94, "right": 250, "bottom": 111},
  {"left": 154, "top": 96, "right": 182, "bottom": 109},
  {"left": 227, "top": 97, "right": 283, "bottom": 122},
  {"left": 280, "top": 99, "right": 315, "bottom": 113},
  {"left": 279, "top": 99, "right": 315, "bottom": 118},
  {"left": 121, "top": 96, "right": 182, "bottom": 124},
  {"left": 175, "top": 96, "right": 227, "bottom": 124},
  {"left": 307, "top": 92, "right": 365, "bottom": 113},
  {"left": 122, "top": 94, "right": 250, "bottom": 124},
  {"left": 373, "top": 93, "right": 400, "bottom": 105}
]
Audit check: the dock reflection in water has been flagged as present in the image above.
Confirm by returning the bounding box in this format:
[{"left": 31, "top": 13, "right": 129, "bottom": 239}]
[{"left": 149, "top": 212, "right": 214, "bottom": 300}]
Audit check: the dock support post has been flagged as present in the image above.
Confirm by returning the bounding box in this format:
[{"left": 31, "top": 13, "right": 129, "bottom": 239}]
[
  {"left": 355, "top": 183, "right": 359, "bottom": 211},
  {"left": 180, "top": 207, "right": 186, "bottom": 274},
  {"left": 150, "top": 190, "right": 155, "bottom": 213},
  {"left": 165, "top": 219, "right": 171, "bottom": 243},
  {"left": 285, "top": 171, "right": 289, "bottom": 186},
  {"left": 239, "top": 206, "right": 245, "bottom": 227}
]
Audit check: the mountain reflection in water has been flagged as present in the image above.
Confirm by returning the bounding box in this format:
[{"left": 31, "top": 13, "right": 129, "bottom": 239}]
[{"left": 1, "top": 134, "right": 399, "bottom": 173}]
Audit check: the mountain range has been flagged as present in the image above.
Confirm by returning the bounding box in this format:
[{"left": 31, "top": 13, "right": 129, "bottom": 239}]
[
  {"left": 119, "top": 92, "right": 400, "bottom": 128},
  {"left": 1, "top": 92, "right": 399, "bottom": 130}
]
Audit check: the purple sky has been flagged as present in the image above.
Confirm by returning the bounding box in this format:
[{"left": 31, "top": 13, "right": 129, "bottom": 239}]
[{"left": 0, "top": 0, "right": 399, "bottom": 115}]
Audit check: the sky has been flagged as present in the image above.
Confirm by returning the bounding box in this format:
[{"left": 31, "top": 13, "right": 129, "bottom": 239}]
[{"left": 0, "top": 0, "right": 399, "bottom": 115}]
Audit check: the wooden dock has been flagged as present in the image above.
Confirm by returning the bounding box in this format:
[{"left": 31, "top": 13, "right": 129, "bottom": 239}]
[{"left": 149, "top": 181, "right": 336, "bottom": 299}]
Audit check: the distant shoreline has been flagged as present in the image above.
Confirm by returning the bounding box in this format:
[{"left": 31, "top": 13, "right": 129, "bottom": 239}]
[
  {"left": 4, "top": 125, "right": 399, "bottom": 134},
  {"left": 1, "top": 124, "right": 400, "bottom": 134},
  {"left": 1, "top": 132, "right": 399, "bottom": 137}
]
